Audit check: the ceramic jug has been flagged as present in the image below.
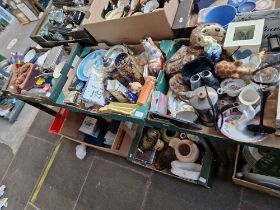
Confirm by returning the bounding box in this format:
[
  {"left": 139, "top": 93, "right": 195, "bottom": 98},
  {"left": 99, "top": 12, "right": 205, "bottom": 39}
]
[{"left": 186, "top": 86, "right": 218, "bottom": 126}]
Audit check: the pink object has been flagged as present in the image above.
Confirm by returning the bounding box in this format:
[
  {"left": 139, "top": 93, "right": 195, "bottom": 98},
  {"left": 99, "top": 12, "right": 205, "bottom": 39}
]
[{"left": 43, "top": 83, "right": 51, "bottom": 92}]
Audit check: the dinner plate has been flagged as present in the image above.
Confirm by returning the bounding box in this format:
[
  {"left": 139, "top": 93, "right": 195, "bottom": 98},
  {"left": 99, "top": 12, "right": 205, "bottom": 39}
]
[
  {"left": 76, "top": 50, "right": 106, "bottom": 81},
  {"left": 218, "top": 112, "right": 267, "bottom": 143}
]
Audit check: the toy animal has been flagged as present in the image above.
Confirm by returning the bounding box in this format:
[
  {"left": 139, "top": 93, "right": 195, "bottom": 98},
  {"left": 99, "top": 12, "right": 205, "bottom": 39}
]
[
  {"left": 169, "top": 73, "right": 189, "bottom": 98},
  {"left": 199, "top": 35, "right": 222, "bottom": 62},
  {"left": 215, "top": 60, "right": 251, "bottom": 79},
  {"left": 190, "top": 23, "right": 226, "bottom": 47},
  {"left": 166, "top": 45, "right": 204, "bottom": 75},
  {"left": 129, "top": 82, "right": 143, "bottom": 95}
]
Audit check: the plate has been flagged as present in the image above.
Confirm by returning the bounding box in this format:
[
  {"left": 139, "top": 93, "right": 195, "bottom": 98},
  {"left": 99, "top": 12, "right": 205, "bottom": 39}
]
[
  {"left": 24, "top": 49, "right": 37, "bottom": 63},
  {"left": 218, "top": 112, "right": 267, "bottom": 143},
  {"left": 242, "top": 165, "right": 280, "bottom": 191},
  {"left": 77, "top": 50, "right": 106, "bottom": 81}
]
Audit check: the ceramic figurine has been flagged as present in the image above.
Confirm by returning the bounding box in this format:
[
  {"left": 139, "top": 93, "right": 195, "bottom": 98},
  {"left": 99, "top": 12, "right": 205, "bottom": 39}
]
[
  {"left": 190, "top": 23, "right": 226, "bottom": 47},
  {"left": 215, "top": 60, "right": 251, "bottom": 79},
  {"left": 199, "top": 35, "right": 222, "bottom": 62},
  {"left": 140, "top": 128, "right": 161, "bottom": 151},
  {"left": 154, "top": 146, "right": 177, "bottom": 170},
  {"left": 129, "top": 82, "right": 143, "bottom": 95},
  {"left": 142, "top": 37, "right": 164, "bottom": 76},
  {"left": 169, "top": 73, "right": 189, "bottom": 98},
  {"left": 166, "top": 46, "right": 204, "bottom": 75}
]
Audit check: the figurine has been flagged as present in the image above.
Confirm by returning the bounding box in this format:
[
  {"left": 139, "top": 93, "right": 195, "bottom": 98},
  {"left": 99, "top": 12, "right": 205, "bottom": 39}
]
[
  {"left": 215, "top": 60, "right": 251, "bottom": 79},
  {"left": 199, "top": 35, "right": 222, "bottom": 62},
  {"left": 169, "top": 73, "right": 189, "bottom": 98},
  {"left": 190, "top": 23, "right": 226, "bottom": 47},
  {"left": 142, "top": 37, "right": 164, "bottom": 76},
  {"left": 139, "top": 128, "right": 161, "bottom": 151},
  {"left": 129, "top": 82, "right": 143, "bottom": 95}
]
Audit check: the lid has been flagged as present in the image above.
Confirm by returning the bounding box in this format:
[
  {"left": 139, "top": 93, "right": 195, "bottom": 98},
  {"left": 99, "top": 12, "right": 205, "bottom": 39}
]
[{"left": 188, "top": 86, "right": 218, "bottom": 111}]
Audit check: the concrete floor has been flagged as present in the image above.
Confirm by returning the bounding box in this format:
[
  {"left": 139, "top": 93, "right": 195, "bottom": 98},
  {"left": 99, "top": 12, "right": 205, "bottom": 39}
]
[{"left": 0, "top": 110, "right": 279, "bottom": 210}]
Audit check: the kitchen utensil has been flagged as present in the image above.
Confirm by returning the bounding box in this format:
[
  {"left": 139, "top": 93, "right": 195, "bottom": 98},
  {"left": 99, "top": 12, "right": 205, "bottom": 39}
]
[
  {"left": 186, "top": 86, "right": 218, "bottom": 126},
  {"left": 204, "top": 5, "right": 236, "bottom": 28},
  {"left": 217, "top": 78, "right": 246, "bottom": 97}
]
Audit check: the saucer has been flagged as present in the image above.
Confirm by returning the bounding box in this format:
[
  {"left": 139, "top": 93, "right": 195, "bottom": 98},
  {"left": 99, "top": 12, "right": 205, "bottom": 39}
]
[{"left": 218, "top": 112, "right": 267, "bottom": 143}]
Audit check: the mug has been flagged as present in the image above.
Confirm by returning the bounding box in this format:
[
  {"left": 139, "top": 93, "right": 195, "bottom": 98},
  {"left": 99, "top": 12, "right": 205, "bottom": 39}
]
[
  {"left": 237, "top": 84, "right": 261, "bottom": 130},
  {"left": 238, "top": 84, "right": 260, "bottom": 111}
]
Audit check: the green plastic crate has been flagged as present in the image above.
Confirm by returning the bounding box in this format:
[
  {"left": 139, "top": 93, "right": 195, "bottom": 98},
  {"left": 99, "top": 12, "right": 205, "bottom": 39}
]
[{"left": 2, "top": 43, "right": 83, "bottom": 105}]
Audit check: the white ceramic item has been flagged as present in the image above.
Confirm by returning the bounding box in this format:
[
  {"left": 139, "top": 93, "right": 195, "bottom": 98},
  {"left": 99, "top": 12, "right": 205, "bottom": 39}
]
[
  {"left": 53, "top": 61, "right": 65, "bottom": 79},
  {"left": 171, "top": 161, "right": 202, "bottom": 180},
  {"left": 24, "top": 49, "right": 37, "bottom": 63},
  {"left": 237, "top": 84, "right": 260, "bottom": 130},
  {"left": 217, "top": 78, "right": 246, "bottom": 97},
  {"left": 218, "top": 112, "right": 267, "bottom": 142}
]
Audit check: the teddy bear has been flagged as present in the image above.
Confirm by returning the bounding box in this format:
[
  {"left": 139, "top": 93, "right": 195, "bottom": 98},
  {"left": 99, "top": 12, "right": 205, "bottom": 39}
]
[
  {"left": 190, "top": 23, "right": 226, "bottom": 48},
  {"left": 215, "top": 60, "right": 251, "bottom": 79},
  {"left": 169, "top": 73, "right": 189, "bottom": 98},
  {"left": 166, "top": 45, "right": 204, "bottom": 75},
  {"left": 129, "top": 82, "right": 143, "bottom": 95}
]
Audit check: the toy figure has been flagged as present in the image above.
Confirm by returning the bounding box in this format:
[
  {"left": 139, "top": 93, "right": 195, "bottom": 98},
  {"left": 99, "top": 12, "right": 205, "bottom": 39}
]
[
  {"left": 129, "top": 82, "right": 143, "bottom": 95},
  {"left": 199, "top": 35, "right": 222, "bottom": 62},
  {"left": 166, "top": 45, "right": 204, "bottom": 75},
  {"left": 190, "top": 23, "right": 226, "bottom": 47},
  {"left": 169, "top": 73, "right": 189, "bottom": 98}
]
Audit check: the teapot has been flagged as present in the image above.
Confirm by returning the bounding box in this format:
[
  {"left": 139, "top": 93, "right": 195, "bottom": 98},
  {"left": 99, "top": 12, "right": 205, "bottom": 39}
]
[{"left": 186, "top": 86, "right": 218, "bottom": 126}]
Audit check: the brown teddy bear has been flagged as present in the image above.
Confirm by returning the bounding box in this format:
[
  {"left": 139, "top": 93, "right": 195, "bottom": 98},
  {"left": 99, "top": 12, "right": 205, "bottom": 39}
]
[
  {"left": 166, "top": 45, "right": 203, "bottom": 75},
  {"left": 169, "top": 73, "right": 189, "bottom": 98},
  {"left": 190, "top": 23, "right": 226, "bottom": 48}
]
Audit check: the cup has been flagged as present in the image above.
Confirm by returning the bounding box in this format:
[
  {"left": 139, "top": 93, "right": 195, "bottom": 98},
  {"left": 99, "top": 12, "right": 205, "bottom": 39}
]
[
  {"left": 238, "top": 84, "right": 260, "bottom": 111},
  {"left": 237, "top": 84, "right": 261, "bottom": 130}
]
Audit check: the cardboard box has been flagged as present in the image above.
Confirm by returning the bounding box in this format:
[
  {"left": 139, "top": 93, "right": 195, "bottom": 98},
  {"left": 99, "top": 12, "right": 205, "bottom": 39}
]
[
  {"left": 58, "top": 111, "right": 138, "bottom": 157},
  {"left": 233, "top": 145, "right": 280, "bottom": 198},
  {"left": 30, "top": 8, "right": 97, "bottom": 48},
  {"left": 83, "top": 0, "right": 179, "bottom": 45}
]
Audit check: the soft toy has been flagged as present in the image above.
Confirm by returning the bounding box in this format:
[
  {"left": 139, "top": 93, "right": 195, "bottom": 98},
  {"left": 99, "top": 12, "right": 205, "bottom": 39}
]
[
  {"left": 169, "top": 73, "right": 189, "bottom": 98},
  {"left": 190, "top": 23, "right": 226, "bottom": 47},
  {"left": 199, "top": 35, "right": 222, "bottom": 62},
  {"left": 166, "top": 45, "right": 204, "bottom": 75},
  {"left": 215, "top": 60, "right": 251, "bottom": 79},
  {"left": 129, "top": 82, "right": 143, "bottom": 95}
]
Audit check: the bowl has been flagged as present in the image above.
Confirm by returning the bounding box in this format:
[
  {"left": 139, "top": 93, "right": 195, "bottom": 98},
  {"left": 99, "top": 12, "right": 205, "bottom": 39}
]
[
  {"left": 238, "top": 1, "right": 256, "bottom": 13},
  {"left": 204, "top": 5, "right": 237, "bottom": 28}
]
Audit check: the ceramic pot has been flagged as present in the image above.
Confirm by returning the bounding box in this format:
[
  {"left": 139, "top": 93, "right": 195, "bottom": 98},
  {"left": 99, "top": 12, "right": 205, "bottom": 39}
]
[
  {"left": 140, "top": 128, "right": 161, "bottom": 151},
  {"left": 186, "top": 86, "right": 218, "bottom": 126}
]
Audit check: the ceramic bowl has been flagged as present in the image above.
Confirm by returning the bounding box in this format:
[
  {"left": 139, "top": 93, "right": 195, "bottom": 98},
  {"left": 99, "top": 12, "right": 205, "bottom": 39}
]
[
  {"left": 217, "top": 78, "right": 246, "bottom": 97},
  {"left": 204, "top": 5, "right": 237, "bottom": 28},
  {"left": 238, "top": 1, "right": 256, "bottom": 13}
]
